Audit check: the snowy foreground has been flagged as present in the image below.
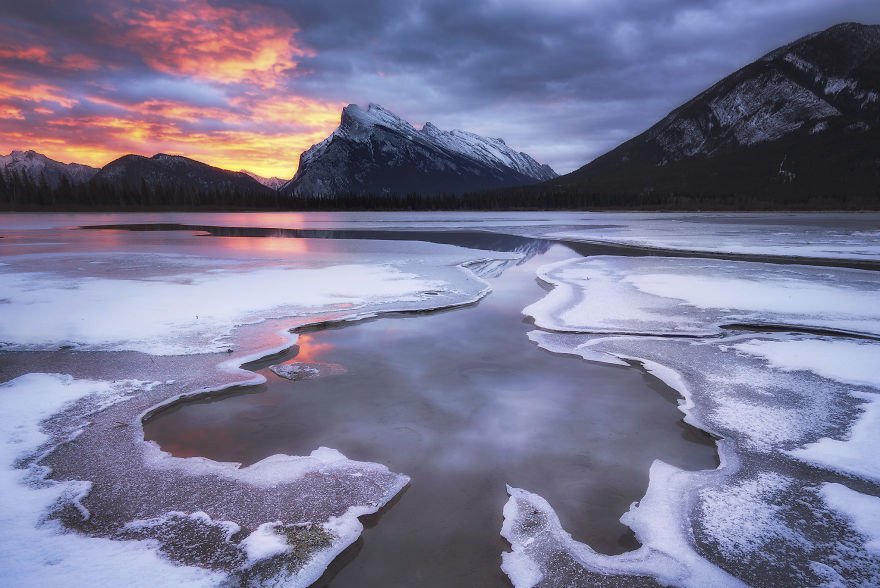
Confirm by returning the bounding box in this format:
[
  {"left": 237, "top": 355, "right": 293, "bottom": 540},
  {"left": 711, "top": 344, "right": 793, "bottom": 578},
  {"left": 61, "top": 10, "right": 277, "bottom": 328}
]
[{"left": 0, "top": 212, "right": 878, "bottom": 587}]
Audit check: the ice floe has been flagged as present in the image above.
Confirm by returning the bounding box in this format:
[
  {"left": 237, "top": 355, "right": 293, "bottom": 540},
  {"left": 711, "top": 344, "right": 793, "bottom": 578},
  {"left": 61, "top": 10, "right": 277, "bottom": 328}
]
[
  {"left": 0, "top": 260, "right": 480, "bottom": 355},
  {"left": 514, "top": 251, "right": 880, "bottom": 586},
  {"left": 0, "top": 374, "right": 222, "bottom": 587},
  {"left": 545, "top": 213, "right": 880, "bottom": 263},
  {"left": 526, "top": 256, "right": 880, "bottom": 336}
]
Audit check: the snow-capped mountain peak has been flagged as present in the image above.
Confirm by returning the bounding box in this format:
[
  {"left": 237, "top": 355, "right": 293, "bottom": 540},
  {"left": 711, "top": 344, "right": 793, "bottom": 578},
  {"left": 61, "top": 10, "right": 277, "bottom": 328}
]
[
  {"left": 419, "top": 123, "right": 556, "bottom": 181},
  {"left": 240, "top": 170, "right": 287, "bottom": 190},
  {"left": 0, "top": 150, "right": 99, "bottom": 188},
  {"left": 284, "top": 104, "right": 557, "bottom": 196},
  {"left": 340, "top": 103, "right": 418, "bottom": 138}
]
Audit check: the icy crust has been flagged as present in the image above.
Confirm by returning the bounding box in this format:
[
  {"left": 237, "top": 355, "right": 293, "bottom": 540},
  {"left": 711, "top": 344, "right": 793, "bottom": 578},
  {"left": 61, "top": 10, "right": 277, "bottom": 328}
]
[
  {"left": 518, "top": 254, "right": 880, "bottom": 586},
  {"left": 269, "top": 361, "right": 346, "bottom": 381},
  {"left": 0, "top": 248, "right": 503, "bottom": 355},
  {"left": 525, "top": 256, "right": 880, "bottom": 336},
  {"left": 0, "top": 374, "right": 223, "bottom": 587},
  {"left": 820, "top": 483, "right": 880, "bottom": 555},
  {"left": 2, "top": 372, "right": 411, "bottom": 587},
  {"left": 502, "top": 461, "right": 745, "bottom": 588},
  {"left": 521, "top": 331, "right": 880, "bottom": 586},
  {"left": 545, "top": 217, "right": 880, "bottom": 263},
  {"left": 0, "top": 243, "right": 509, "bottom": 585}
]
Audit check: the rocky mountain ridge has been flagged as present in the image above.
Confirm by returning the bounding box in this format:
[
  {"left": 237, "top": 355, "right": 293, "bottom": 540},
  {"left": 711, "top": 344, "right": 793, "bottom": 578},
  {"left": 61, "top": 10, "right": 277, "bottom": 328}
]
[{"left": 282, "top": 103, "right": 556, "bottom": 196}]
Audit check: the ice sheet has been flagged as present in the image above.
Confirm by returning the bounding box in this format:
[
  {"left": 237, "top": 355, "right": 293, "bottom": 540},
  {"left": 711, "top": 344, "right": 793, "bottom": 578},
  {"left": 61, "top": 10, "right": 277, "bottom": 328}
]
[
  {"left": 0, "top": 374, "right": 222, "bottom": 587},
  {"left": 2, "top": 212, "right": 878, "bottom": 266},
  {"left": 525, "top": 256, "right": 880, "bottom": 336},
  {"left": 790, "top": 391, "right": 880, "bottom": 483},
  {"left": 733, "top": 339, "right": 880, "bottom": 388},
  {"left": 502, "top": 467, "right": 745, "bottom": 588},
  {"left": 820, "top": 483, "right": 880, "bottom": 555},
  {"left": 2, "top": 371, "right": 414, "bottom": 586},
  {"left": 521, "top": 250, "right": 880, "bottom": 586},
  {"left": 519, "top": 331, "right": 880, "bottom": 585},
  {"left": 0, "top": 260, "right": 475, "bottom": 355},
  {"left": 546, "top": 213, "right": 880, "bottom": 262}
]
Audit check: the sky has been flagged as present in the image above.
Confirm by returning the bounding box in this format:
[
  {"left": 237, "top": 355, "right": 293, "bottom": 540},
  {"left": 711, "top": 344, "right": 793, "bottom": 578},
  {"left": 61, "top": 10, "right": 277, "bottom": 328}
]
[{"left": 0, "top": 1, "right": 877, "bottom": 178}]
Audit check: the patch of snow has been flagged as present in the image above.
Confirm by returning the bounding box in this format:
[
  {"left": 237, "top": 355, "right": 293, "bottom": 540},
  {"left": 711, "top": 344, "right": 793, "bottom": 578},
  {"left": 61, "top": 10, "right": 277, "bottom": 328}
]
[
  {"left": 790, "top": 391, "right": 880, "bottom": 483},
  {"left": 0, "top": 373, "right": 222, "bottom": 587},
  {"left": 820, "top": 483, "right": 880, "bottom": 554},
  {"left": 525, "top": 256, "right": 880, "bottom": 337},
  {"left": 733, "top": 339, "right": 880, "bottom": 388},
  {"left": 240, "top": 522, "right": 291, "bottom": 563},
  {"left": 697, "top": 472, "right": 800, "bottom": 558},
  {"left": 501, "top": 464, "right": 745, "bottom": 587},
  {"left": 240, "top": 170, "right": 287, "bottom": 190},
  {"left": 420, "top": 123, "right": 557, "bottom": 180},
  {"left": 0, "top": 259, "right": 475, "bottom": 355}
]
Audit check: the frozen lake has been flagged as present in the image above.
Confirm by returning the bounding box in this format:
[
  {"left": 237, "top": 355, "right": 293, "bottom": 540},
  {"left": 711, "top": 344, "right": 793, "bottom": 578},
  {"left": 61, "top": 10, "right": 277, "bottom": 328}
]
[{"left": 0, "top": 212, "right": 878, "bottom": 587}]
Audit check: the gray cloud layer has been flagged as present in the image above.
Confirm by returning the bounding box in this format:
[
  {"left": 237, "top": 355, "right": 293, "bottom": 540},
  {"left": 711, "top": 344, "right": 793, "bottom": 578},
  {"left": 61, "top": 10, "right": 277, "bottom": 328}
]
[
  {"left": 3, "top": 0, "right": 878, "bottom": 173},
  {"left": 274, "top": 0, "right": 880, "bottom": 172}
]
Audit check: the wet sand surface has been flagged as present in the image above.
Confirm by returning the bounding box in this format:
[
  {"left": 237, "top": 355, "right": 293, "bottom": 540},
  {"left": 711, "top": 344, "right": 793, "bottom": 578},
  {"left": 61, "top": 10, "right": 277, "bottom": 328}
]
[{"left": 145, "top": 239, "right": 719, "bottom": 587}]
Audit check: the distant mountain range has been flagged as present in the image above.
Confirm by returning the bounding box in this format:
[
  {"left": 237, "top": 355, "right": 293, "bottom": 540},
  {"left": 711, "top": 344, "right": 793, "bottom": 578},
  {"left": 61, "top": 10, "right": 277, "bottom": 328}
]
[
  {"left": 547, "top": 22, "right": 880, "bottom": 204},
  {"left": 281, "top": 103, "right": 557, "bottom": 196},
  {"left": 241, "top": 171, "right": 287, "bottom": 191},
  {"left": 92, "top": 153, "right": 273, "bottom": 196},
  {"left": 1, "top": 22, "right": 878, "bottom": 209},
  {"left": 0, "top": 105, "right": 556, "bottom": 203},
  {"left": 0, "top": 150, "right": 99, "bottom": 189}
]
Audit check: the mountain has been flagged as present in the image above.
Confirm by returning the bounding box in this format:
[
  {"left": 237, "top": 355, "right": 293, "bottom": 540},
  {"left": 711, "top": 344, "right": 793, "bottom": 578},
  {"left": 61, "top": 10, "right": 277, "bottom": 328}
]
[
  {"left": 0, "top": 150, "right": 99, "bottom": 189},
  {"left": 549, "top": 22, "right": 880, "bottom": 205},
  {"left": 281, "top": 103, "right": 556, "bottom": 197},
  {"left": 92, "top": 154, "right": 275, "bottom": 197},
  {"left": 241, "top": 170, "right": 287, "bottom": 191}
]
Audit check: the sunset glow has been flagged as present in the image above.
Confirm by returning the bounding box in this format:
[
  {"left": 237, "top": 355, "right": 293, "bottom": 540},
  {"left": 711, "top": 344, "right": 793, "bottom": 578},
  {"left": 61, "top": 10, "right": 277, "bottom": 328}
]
[{"left": 0, "top": 0, "right": 342, "bottom": 178}]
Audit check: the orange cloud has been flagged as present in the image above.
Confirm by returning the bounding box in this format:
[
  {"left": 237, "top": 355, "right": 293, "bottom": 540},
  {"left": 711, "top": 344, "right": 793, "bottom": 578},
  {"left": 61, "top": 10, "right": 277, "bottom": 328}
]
[
  {"left": 0, "top": 105, "right": 24, "bottom": 119},
  {"left": 0, "top": 73, "right": 78, "bottom": 108},
  {"left": 4, "top": 99, "right": 340, "bottom": 178},
  {"left": 0, "top": 46, "right": 51, "bottom": 64},
  {"left": 0, "top": 1, "right": 344, "bottom": 178},
  {"left": 0, "top": 41, "right": 98, "bottom": 71},
  {"left": 108, "top": 0, "right": 311, "bottom": 88}
]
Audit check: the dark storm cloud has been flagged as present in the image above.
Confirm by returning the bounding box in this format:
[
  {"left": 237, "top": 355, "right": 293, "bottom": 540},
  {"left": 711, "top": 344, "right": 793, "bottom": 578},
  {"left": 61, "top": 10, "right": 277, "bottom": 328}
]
[
  {"left": 1, "top": 0, "right": 877, "bottom": 174},
  {"left": 269, "top": 0, "right": 880, "bottom": 172}
]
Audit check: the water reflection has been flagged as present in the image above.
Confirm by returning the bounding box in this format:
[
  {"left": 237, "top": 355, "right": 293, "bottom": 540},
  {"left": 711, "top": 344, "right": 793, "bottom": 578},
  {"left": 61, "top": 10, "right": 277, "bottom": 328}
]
[{"left": 144, "top": 236, "right": 718, "bottom": 587}]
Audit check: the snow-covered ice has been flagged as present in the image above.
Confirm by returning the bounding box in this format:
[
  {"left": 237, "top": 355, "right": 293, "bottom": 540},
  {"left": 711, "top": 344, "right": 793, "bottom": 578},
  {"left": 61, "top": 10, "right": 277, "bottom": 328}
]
[
  {"left": 0, "top": 374, "right": 223, "bottom": 587},
  {"left": 733, "top": 338, "right": 880, "bottom": 387},
  {"left": 820, "top": 483, "right": 880, "bottom": 555},
  {"left": 790, "top": 391, "right": 880, "bottom": 483},
  {"left": 2, "top": 211, "right": 880, "bottom": 586},
  {"left": 526, "top": 256, "right": 880, "bottom": 336},
  {"left": 0, "top": 258, "right": 487, "bottom": 355},
  {"left": 0, "top": 219, "right": 525, "bottom": 586},
  {"left": 545, "top": 213, "right": 880, "bottom": 263},
  {"left": 513, "top": 250, "right": 880, "bottom": 586}
]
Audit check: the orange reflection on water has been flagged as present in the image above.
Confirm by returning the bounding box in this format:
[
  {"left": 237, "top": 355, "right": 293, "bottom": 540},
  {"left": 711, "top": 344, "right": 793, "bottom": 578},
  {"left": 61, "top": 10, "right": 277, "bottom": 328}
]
[
  {"left": 215, "top": 235, "right": 309, "bottom": 256},
  {"left": 209, "top": 212, "right": 309, "bottom": 229},
  {"left": 292, "top": 333, "right": 334, "bottom": 363}
]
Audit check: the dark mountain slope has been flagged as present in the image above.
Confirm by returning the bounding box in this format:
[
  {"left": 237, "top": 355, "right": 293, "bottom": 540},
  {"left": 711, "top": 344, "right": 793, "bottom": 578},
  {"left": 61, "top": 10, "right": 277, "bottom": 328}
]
[
  {"left": 548, "top": 22, "right": 880, "bottom": 205},
  {"left": 282, "top": 103, "right": 556, "bottom": 197}
]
